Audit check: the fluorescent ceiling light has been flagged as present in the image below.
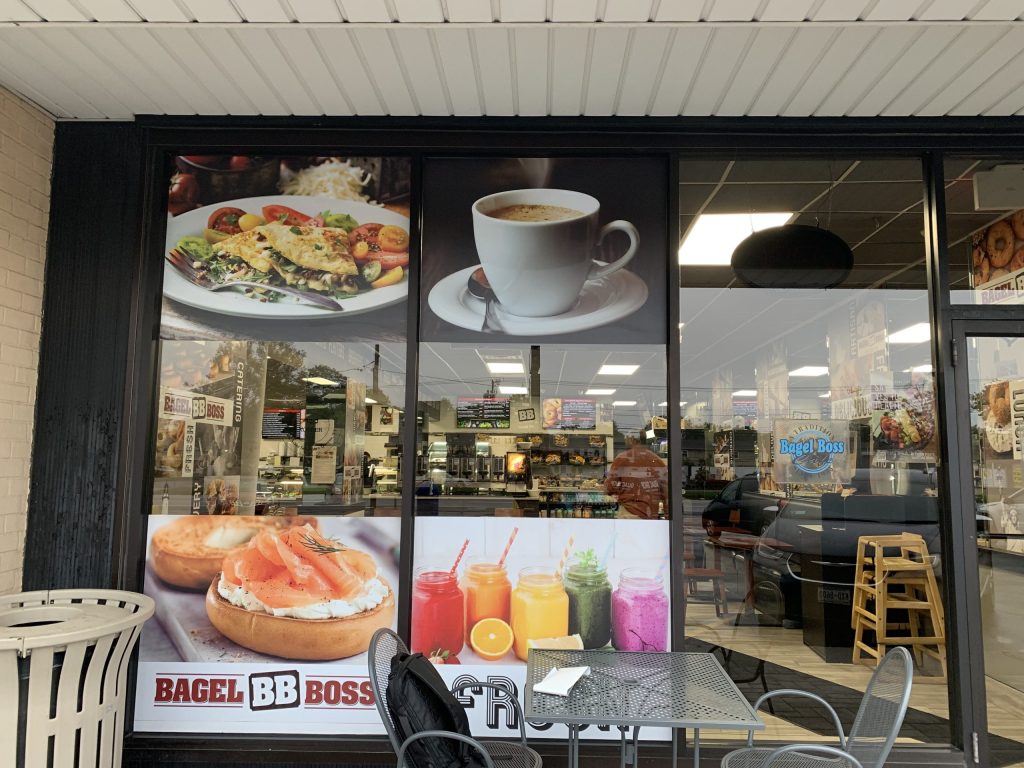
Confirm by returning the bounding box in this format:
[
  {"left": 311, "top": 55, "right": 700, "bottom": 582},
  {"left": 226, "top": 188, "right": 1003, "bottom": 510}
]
[
  {"left": 486, "top": 362, "right": 524, "bottom": 374},
  {"left": 597, "top": 364, "right": 639, "bottom": 375},
  {"left": 819, "top": 393, "right": 831, "bottom": 398},
  {"left": 499, "top": 385, "right": 528, "bottom": 394},
  {"left": 680, "top": 401, "right": 687, "bottom": 406},
  {"left": 302, "top": 376, "right": 340, "bottom": 386},
  {"left": 887, "top": 323, "right": 931, "bottom": 344},
  {"left": 657, "top": 401, "right": 668, "bottom": 407},
  {"left": 585, "top": 388, "right": 616, "bottom": 395},
  {"left": 732, "top": 390, "right": 757, "bottom": 397},
  {"left": 789, "top": 366, "right": 829, "bottom": 377},
  {"left": 678, "top": 212, "right": 793, "bottom": 266},
  {"left": 903, "top": 364, "right": 933, "bottom": 373},
  {"left": 365, "top": 397, "right": 378, "bottom": 404},
  {"left": 612, "top": 400, "right": 637, "bottom": 406}
]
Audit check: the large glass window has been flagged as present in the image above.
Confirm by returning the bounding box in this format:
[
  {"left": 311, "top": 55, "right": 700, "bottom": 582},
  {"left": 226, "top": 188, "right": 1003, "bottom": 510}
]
[
  {"left": 135, "top": 154, "right": 410, "bottom": 736},
  {"left": 945, "top": 157, "right": 1024, "bottom": 305},
  {"left": 678, "top": 157, "right": 951, "bottom": 745}
]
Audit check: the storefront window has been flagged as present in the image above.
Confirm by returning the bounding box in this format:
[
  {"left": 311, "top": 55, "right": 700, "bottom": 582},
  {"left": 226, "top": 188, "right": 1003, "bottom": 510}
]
[
  {"left": 136, "top": 154, "right": 410, "bottom": 735},
  {"left": 407, "top": 156, "right": 674, "bottom": 739},
  {"left": 945, "top": 157, "right": 1024, "bottom": 305},
  {"left": 678, "top": 157, "right": 951, "bottom": 744}
]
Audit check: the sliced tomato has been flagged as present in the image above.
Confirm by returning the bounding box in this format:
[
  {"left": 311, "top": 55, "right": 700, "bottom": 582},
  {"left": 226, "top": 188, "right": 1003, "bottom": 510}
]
[
  {"left": 262, "top": 204, "right": 313, "bottom": 227},
  {"left": 207, "top": 206, "right": 246, "bottom": 235},
  {"left": 377, "top": 225, "right": 409, "bottom": 253},
  {"left": 379, "top": 251, "right": 409, "bottom": 271},
  {"left": 349, "top": 223, "right": 383, "bottom": 249}
]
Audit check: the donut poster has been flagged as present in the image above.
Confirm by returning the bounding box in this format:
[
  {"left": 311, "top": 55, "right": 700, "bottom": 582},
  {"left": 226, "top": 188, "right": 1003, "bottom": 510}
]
[
  {"left": 134, "top": 515, "right": 400, "bottom": 734},
  {"left": 972, "top": 210, "right": 1024, "bottom": 304}
]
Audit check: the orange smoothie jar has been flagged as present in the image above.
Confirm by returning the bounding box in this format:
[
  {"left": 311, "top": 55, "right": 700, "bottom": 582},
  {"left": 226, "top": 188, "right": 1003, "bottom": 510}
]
[
  {"left": 463, "top": 562, "right": 511, "bottom": 641},
  {"left": 510, "top": 567, "right": 568, "bottom": 661}
]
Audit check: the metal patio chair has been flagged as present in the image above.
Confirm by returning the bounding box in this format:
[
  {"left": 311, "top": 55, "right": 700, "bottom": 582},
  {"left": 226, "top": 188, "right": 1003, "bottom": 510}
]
[
  {"left": 368, "top": 628, "right": 543, "bottom": 768},
  {"left": 721, "top": 646, "right": 913, "bottom": 768}
]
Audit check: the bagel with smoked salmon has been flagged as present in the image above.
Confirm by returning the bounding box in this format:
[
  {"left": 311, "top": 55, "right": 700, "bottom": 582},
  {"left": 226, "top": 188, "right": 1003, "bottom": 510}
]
[
  {"left": 205, "top": 524, "right": 395, "bottom": 660},
  {"left": 150, "top": 515, "right": 317, "bottom": 590}
]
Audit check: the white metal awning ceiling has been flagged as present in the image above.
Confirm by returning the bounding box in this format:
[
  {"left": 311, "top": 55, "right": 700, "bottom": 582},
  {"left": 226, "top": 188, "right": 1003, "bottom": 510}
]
[{"left": 2, "top": 0, "right": 1024, "bottom": 120}]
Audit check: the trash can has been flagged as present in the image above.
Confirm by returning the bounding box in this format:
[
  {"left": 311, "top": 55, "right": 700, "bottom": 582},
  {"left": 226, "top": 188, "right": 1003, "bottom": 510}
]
[{"left": 0, "top": 589, "right": 155, "bottom": 768}]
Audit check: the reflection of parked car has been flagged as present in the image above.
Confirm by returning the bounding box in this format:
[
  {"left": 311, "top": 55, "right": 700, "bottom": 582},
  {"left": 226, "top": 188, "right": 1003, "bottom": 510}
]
[
  {"left": 701, "top": 475, "right": 816, "bottom": 538},
  {"left": 751, "top": 493, "right": 941, "bottom": 627}
]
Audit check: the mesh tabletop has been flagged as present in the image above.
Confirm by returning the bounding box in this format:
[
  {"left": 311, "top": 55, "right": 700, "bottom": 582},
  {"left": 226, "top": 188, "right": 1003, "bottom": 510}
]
[{"left": 524, "top": 650, "right": 765, "bottom": 730}]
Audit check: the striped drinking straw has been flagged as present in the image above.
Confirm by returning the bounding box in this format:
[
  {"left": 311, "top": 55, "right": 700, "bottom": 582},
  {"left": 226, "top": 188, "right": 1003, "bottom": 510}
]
[{"left": 555, "top": 535, "right": 575, "bottom": 578}]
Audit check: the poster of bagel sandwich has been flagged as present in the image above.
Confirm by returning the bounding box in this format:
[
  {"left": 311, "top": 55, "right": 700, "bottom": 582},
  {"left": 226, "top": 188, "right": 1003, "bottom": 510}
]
[
  {"left": 134, "top": 515, "right": 400, "bottom": 734},
  {"left": 971, "top": 210, "right": 1024, "bottom": 304}
]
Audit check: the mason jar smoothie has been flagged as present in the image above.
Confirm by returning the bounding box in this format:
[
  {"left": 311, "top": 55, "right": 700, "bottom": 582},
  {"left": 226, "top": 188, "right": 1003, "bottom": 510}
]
[
  {"left": 411, "top": 567, "right": 465, "bottom": 655},
  {"left": 563, "top": 554, "right": 612, "bottom": 649},
  {"left": 463, "top": 561, "right": 511, "bottom": 641},
  {"left": 611, "top": 568, "right": 668, "bottom": 651},
  {"left": 510, "top": 567, "right": 568, "bottom": 660}
]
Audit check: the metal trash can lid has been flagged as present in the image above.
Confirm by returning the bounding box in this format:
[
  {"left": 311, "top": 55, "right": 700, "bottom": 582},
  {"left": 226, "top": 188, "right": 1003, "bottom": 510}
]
[{"left": 0, "top": 591, "right": 155, "bottom": 656}]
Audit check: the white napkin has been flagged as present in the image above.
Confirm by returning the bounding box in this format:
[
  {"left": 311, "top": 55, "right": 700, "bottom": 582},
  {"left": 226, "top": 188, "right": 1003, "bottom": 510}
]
[{"left": 532, "top": 666, "right": 591, "bottom": 697}]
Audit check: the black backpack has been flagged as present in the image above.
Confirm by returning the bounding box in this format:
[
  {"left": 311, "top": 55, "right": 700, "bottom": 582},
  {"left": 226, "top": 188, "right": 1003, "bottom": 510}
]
[{"left": 386, "top": 652, "right": 487, "bottom": 768}]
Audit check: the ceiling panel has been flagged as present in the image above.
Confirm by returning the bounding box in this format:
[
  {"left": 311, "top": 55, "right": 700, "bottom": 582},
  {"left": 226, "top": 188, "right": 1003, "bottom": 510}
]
[
  {"left": 583, "top": 26, "right": 629, "bottom": 115},
  {"left": 649, "top": 27, "right": 711, "bottom": 115},
  {"left": 716, "top": 26, "right": 795, "bottom": 116},
  {"left": 192, "top": 27, "right": 289, "bottom": 115},
  {"left": 433, "top": 27, "right": 482, "bottom": 115},
  {"left": 1, "top": 9, "right": 1023, "bottom": 120},
  {"left": 616, "top": 26, "right": 671, "bottom": 116},
  {"left": 513, "top": 26, "right": 550, "bottom": 115},
  {"left": 392, "top": 27, "right": 449, "bottom": 115},
  {"left": 475, "top": 27, "right": 515, "bottom": 116}
]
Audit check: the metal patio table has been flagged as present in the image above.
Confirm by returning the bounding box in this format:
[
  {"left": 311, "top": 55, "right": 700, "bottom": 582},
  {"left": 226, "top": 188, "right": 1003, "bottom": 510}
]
[{"left": 524, "top": 649, "right": 764, "bottom": 768}]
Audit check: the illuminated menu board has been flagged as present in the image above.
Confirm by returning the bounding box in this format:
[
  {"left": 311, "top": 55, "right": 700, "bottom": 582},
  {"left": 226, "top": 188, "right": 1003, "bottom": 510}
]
[
  {"left": 543, "top": 398, "right": 597, "bottom": 430},
  {"left": 456, "top": 397, "right": 511, "bottom": 428},
  {"left": 262, "top": 408, "right": 302, "bottom": 439}
]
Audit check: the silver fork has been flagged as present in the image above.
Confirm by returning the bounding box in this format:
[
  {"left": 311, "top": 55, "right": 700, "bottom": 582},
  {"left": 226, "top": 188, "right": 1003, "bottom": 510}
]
[{"left": 167, "top": 248, "right": 344, "bottom": 311}]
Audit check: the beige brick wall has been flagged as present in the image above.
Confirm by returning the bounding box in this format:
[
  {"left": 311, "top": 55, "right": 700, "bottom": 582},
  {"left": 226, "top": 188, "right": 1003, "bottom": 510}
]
[{"left": 0, "top": 86, "right": 53, "bottom": 594}]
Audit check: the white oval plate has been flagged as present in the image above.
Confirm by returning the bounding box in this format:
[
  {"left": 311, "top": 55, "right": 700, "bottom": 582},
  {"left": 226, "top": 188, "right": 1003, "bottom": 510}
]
[
  {"left": 164, "top": 195, "right": 409, "bottom": 319},
  {"left": 428, "top": 264, "right": 648, "bottom": 336}
]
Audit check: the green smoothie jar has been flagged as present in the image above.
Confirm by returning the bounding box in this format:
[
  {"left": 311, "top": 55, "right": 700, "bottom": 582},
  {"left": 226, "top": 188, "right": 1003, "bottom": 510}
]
[{"left": 563, "top": 552, "right": 612, "bottom": 649}]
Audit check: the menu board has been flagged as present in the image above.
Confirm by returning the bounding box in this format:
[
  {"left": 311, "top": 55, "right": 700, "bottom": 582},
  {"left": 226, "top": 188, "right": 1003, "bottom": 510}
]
[
  {"left": 262, "top": 408, "right": 302, "bottom": 440},
  {"left": 456, "top": 397, "right": 511, "bottom": 428},
  {"left": 542, "top": 398, "right": 596, "bottom": 430}
]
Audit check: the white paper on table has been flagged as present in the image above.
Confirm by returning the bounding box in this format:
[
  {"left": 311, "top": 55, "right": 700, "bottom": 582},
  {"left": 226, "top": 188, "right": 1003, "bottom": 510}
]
[{"left": 532, "top": 666, "right": 591, "bottom": 697}]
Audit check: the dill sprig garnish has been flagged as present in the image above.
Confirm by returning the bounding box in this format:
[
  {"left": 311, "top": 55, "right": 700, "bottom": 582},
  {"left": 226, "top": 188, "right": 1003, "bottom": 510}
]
[{"left": 299, "top": 532, "right": 348, "bottom": 555}]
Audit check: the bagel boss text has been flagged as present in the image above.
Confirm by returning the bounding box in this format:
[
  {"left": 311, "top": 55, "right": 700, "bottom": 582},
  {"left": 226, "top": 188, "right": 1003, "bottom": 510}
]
[{"left": 152, "top": 671, "right": 374, "bottom": 712}]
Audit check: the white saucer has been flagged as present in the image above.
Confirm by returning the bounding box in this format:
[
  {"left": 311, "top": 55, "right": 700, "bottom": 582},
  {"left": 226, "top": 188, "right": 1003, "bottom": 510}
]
[{"left": 427, "top": 264, "right": 648, "bottom": 336}]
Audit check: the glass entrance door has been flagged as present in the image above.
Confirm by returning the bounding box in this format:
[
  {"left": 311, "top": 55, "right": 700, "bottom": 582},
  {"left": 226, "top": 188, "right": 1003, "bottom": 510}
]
[{"left": 961, "top": 331, "right": 1024, "bottom": 767}]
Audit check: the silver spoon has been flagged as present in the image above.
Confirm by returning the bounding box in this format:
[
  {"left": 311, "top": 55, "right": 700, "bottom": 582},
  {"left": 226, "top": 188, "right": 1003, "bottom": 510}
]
[{"left": 467, "top": 268, "right": 504, "bottom": 333}]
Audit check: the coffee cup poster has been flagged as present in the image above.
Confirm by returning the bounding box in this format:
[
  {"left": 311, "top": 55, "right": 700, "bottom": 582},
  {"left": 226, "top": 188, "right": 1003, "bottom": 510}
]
[{"left": 419, "top": 157, "right": 669, "bottom": 343}]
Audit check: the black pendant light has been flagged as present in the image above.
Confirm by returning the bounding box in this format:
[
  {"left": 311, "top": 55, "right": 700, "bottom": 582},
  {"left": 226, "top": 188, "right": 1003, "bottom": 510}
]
[{"left": 730, "top": 224, "right": 853, "bottom": 289}]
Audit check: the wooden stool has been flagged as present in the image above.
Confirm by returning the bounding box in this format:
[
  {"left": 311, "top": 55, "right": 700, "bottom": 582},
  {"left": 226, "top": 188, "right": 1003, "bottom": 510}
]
[
  {"left": 851, "top": 533, "right": 946, "bottom": 682},
  {"left": 683, "top": 539, "right": 729, "bottom": 617}
]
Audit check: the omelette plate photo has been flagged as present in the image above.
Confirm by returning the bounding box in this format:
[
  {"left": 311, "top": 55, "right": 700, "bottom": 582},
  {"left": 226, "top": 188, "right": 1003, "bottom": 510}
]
[{"left": 164, "top": 195, "right": 410, "bottom": 319}]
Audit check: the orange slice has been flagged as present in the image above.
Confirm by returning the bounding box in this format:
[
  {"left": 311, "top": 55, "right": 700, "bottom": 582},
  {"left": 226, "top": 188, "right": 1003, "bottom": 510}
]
[
  {"left": 526, "top": 634, "right": 583, "bottom": 650},
  {"left": 470, "top": 618, "right": 514, "bottom": 662}
]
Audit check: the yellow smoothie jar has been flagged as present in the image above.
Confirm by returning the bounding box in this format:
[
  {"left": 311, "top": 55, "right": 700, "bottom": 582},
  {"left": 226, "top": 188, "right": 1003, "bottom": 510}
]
[{"left": 510, "top": 567, "right": 569, "bottom": 660}]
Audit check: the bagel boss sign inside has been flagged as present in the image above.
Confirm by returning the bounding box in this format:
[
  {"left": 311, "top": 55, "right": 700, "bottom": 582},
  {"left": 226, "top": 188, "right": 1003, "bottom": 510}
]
[{"left": 773, "top": 419, "right": 854, "bottom": 484}]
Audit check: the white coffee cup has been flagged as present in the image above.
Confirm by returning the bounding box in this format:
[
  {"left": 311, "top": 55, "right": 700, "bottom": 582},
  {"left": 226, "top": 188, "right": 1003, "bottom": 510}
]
[{"left": 471, "top": 188, "right": 639, "bottom": 317}]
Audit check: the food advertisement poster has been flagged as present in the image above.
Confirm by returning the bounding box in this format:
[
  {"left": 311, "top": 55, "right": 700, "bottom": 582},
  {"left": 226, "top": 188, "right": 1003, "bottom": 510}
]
[
  {"left": 870, "top": 373, "right": 937, "bottom": 462},
  {"left": 163, "top": 155, "right": 411, "bottom": 342},
  {"left": 772, "top": 419, "right": 854, "bottom": 485},
  {"left": 419, "top": 157, "right": 668, "bottom": 344},
  {"left": 135, "top": 515, "right": 399, "bottom": 734},
  {"left": 971, "top": 210, "right": 1024, "bottom": 305},
  {"left": 410, "top": 516, "right": 671, "bottom": 742}
]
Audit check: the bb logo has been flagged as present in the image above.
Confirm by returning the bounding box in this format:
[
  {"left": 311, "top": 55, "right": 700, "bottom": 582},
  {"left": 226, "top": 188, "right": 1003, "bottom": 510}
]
[
  {"left": 249, "top": 670, "right": 301, "bottom": 712},
  {"left": 192, "top": 397, "right": 207, "bottom": 419}
]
